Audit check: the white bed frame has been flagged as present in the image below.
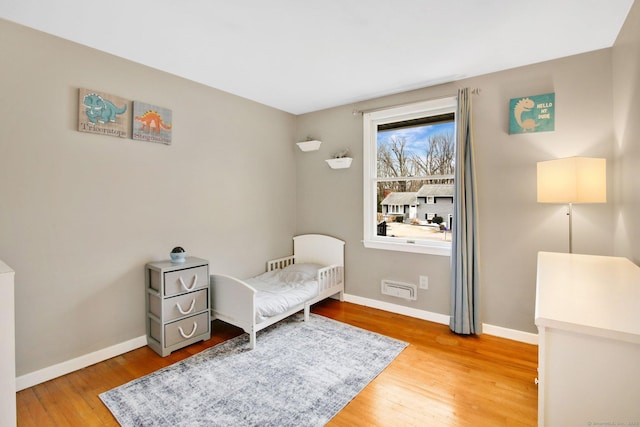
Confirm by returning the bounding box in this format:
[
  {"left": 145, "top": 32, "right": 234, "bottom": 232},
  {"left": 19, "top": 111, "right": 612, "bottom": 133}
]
[{"left": 210, "top": 234, "right": 345, "bottom": 349}]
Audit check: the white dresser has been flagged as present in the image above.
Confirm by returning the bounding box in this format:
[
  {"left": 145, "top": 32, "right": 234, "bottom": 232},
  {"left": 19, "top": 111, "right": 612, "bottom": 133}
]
[
  {"left": 145, "top": 257, "right": 211, "bottom": 357},
  {"left": 0, "top": 260, "right": 16, "bottom": 426},
  {"left": 535, "top": 252, "right": 640, "bottom": 427}
]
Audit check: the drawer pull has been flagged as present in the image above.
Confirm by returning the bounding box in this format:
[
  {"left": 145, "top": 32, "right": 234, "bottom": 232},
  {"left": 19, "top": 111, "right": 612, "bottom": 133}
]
[
  {"left": 178, "top": 322, "right": 198, "bottom": 339},
  {"left": 176, "top": 299, "right": 196, "bottom": 315},
  {"left": 178, "top": 274, "right": 198, "bottom": 291}
]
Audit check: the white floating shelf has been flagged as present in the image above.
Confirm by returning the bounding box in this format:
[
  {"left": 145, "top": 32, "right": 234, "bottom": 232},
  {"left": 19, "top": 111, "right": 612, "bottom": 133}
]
[
  {"left": 325, "top": 157, "right": 353, "bottom": 169},
  {"left": 296, "top": 140, "right": 322, "bottom": 152}
]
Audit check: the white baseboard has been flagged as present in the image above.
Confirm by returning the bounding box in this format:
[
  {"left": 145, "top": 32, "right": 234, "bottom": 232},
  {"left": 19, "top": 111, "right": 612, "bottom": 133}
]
[
  {"left": 482, "top": 323, "right": 538, "bottom": 345},
  {"left": 16, "top": 335, "right": 147, "bottom": 391},
  {"left": 344, "top": 293, "right": 451, "bottom": 325},
  {"left": 343, "top": 293, "right": 538, "bottom": 345}
]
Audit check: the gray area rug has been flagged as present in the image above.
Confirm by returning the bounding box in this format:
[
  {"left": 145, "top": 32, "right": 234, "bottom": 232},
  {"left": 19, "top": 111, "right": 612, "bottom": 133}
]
[{"left": 100, "top": 314, "right": 408, "bottom": 426}]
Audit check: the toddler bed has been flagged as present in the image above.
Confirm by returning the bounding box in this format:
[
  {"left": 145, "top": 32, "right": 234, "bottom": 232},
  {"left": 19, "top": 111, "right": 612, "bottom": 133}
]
[{"left": 210, "top": 234, "right": 345, "bottom": 349}]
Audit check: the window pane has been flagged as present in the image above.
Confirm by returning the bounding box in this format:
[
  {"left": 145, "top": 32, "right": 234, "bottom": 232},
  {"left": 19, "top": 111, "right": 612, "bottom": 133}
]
[
  {"left": 377, "top": 121, "right": 455, "bottom": 179},
  {"left": 375, "top": 119, "right": 455, "bottom": 241},
  {"left": 376, "top": 181, "right": 453, "bottom": 242}
]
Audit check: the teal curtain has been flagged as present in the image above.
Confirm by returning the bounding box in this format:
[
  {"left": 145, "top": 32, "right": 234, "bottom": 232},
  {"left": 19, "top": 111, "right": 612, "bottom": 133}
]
[{"left": 450, "top": 88, "right": 481, "bottom": 335}]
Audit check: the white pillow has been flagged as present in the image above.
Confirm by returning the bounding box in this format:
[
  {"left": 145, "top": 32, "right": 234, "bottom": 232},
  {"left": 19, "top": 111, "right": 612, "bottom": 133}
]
[{"left": 281, "top": 263, "right": 323, "bottom": 279}]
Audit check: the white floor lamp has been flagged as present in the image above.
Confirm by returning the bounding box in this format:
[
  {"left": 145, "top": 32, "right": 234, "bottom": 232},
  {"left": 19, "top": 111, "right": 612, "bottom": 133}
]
[{"left": 537, "top": 157, "right": 607, "bottom": 253}]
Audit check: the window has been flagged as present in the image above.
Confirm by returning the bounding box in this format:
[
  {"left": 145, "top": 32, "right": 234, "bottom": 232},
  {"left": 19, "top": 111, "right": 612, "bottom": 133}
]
[{"left": 363, "top": 97, "right": 456, "bottom": 256}]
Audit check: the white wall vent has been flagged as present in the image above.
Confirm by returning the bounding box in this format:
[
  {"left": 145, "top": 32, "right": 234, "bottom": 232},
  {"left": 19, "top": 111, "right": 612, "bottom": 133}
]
[{"left": 381, "top": 280, "right": 417, "bottom": 301}]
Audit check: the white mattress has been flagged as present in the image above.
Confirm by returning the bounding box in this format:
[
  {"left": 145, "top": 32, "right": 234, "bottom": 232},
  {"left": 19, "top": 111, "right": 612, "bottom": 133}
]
[{"left": 246, "top": 264, "right": 321, "bottom": 323}]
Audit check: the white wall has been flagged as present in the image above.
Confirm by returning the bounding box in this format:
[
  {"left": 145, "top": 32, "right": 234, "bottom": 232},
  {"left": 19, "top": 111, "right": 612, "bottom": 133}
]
[
  {"left": 0, "top": 19, "right": 297, "bottom": 377},
  {"left": 296, "top": 49, "right": 616, "bottom": 334}
]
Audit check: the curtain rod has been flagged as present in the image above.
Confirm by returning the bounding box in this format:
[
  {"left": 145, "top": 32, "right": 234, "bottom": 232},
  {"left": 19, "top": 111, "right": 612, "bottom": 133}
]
[{"left": 352, "top": 88, "right": 481, "bottom": 116}]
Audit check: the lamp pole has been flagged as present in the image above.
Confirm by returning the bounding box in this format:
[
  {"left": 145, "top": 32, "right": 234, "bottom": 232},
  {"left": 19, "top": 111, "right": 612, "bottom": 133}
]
[{"left": 567, "top": 202, "right": 573, "bottom": 254}]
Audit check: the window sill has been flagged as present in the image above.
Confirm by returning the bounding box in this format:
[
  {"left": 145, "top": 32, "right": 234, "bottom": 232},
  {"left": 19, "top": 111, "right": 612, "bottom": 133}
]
[{"left": 362, "top": 239, "right": 451, "bottom": 256}]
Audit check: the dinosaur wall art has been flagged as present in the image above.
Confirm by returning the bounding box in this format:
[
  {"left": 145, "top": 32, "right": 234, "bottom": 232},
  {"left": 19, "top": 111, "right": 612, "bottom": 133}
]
[
  {"left": 509, "top": 92, "right": 555, "bottom": 134},
  {"left": 77, "top": 88, "right": 131, "bottom": 138},
  {"left": 76, "top": 89, "right": 173, "bottom": 144},
  {"left": 132, "top": 101, "right": 173, "bottom": 145}
]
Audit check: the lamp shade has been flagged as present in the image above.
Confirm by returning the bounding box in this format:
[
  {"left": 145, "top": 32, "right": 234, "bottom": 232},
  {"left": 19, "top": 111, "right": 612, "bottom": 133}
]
[{"left": 537, "top": 157, "right": 606, "bottom": 204}]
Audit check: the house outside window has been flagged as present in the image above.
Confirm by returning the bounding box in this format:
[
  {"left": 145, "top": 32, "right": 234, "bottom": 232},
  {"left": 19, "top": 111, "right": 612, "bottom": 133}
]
[{"left": 363, "top": 97, "right": 456, "bottom": 256}]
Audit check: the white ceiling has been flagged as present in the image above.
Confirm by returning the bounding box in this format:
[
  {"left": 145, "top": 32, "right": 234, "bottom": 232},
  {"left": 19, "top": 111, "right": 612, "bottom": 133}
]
[{"left": 0, "top": 0, "right": 634, "bottom": 114}]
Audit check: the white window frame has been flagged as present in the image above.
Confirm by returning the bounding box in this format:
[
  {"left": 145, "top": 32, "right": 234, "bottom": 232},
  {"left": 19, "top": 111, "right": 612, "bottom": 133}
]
[{"left": 363, "top": 96, "right": 457, "bottom": 256}]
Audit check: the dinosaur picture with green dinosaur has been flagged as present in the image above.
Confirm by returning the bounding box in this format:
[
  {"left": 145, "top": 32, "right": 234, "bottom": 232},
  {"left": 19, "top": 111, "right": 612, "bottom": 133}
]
[
  {"left": 77, "top": 88, "right": 130, "bottom": 138},
  {"left": 509, "top": 92, "right": 555, "bottom": 135}
]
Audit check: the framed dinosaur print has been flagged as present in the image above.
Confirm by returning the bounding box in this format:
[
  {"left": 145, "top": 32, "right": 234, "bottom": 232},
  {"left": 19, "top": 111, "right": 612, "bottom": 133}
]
[
  {"left": 132, "top": 101, "right": 173, "bottom": 145},
  {"left": 509, "top": 92, "right": 555, "bottom": 134},
  {"left": 78, "top": 88, "right": 131, "bottom": 138}
]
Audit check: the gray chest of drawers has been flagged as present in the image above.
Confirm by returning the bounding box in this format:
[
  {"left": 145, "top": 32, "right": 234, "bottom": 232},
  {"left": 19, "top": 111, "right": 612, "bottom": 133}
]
[{"left": 145, "top": 257, "right": 211, "bottom": 357}]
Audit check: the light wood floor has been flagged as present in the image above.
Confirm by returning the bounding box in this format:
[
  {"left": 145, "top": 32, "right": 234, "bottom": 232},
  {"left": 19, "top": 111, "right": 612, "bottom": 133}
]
[{"left": 17, "top": 300, "right": 538, "bottom": 426}]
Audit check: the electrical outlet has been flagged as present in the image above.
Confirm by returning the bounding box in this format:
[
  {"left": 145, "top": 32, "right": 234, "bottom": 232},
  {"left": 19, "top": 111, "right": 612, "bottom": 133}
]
[{"left": 419, "top": 275, "right": 429, "bottom": 290}]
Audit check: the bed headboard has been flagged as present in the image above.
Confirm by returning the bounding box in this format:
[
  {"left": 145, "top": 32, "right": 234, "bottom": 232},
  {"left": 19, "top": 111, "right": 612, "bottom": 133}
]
[{"left": 293, "top": 234, "right": 344, "bottom": 267}]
